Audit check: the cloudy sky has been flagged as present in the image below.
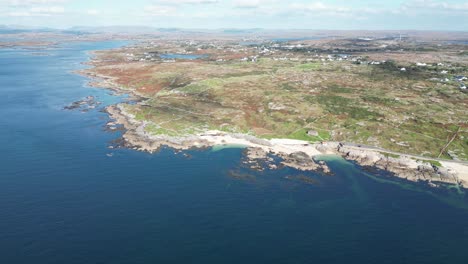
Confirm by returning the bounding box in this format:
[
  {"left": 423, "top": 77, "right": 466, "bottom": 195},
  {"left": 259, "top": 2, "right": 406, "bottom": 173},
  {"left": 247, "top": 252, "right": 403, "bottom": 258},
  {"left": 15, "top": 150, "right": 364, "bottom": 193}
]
[{"left": 0, "top": 0, "right": 467, "bottom": 30}]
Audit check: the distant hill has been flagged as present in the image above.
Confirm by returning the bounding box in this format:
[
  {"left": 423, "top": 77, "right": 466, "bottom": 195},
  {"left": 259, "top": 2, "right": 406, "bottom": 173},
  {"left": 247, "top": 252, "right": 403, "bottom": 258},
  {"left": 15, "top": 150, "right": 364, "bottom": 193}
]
[
  {"left": 0, "top": 25, "right": 54, "bottom": 34},
  {"left": 68, "top": 26, "right": 161, "bottom": 34}
]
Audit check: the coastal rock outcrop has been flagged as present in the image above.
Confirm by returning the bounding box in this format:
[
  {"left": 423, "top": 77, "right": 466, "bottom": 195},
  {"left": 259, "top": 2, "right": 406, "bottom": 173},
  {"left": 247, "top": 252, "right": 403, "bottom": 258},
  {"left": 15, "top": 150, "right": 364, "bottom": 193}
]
[
  {"left": 279, "top": 151, "right": 331, "bottom": 173},
  {"left": 336, "top": 144, "right": 462, "bottom": 186},
  {"left": 64, "top": 96, "right": 101, "bottom": 112},
  {"left": 106, "top": 104, "right": 211, "bottom": 153}
]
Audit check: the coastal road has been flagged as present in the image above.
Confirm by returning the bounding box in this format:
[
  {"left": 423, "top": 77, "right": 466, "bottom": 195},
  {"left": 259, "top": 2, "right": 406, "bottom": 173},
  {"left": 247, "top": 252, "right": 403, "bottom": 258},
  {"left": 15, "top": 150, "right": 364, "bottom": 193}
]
[{"left": 340, "top": 142, "right": 468, "bottom": 166}]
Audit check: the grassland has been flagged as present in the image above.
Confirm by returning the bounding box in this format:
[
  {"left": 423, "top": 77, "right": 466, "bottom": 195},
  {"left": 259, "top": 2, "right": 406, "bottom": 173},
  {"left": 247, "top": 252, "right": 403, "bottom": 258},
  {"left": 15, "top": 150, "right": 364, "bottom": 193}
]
[{"left": 89, "top": 39, "right": 468, "bottom": 161}]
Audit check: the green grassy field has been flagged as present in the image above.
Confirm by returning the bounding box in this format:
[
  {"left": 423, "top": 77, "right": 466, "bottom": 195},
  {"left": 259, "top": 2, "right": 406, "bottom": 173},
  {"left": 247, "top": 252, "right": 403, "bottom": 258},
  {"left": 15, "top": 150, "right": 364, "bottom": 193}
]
[{"left": 97, "top": 51, "right": 468, "bottom": 161}]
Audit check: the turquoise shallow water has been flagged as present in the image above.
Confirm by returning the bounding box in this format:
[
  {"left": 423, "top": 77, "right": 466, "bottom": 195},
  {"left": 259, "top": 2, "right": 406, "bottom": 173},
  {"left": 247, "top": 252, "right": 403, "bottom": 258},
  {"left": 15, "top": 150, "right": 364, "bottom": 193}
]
[{"left": 1, "top": 41, "right": 468, "bottom": 264}]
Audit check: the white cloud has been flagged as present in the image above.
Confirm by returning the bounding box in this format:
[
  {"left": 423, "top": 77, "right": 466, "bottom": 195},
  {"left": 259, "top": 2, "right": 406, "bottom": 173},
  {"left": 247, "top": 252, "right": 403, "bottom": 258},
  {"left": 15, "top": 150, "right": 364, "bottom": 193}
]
[
  {"left": 30, "top": 6, "right": 64, "bottom": 13},
  {"left": 155, "top": 0, "right": 218, "bottom": 5},
  {"left": 1, "top": 0, "right": 68, "bottom": 17},
  {"left": 2, "top": 0, "right": 468, "bottom": 29},
  {"left": 233, "top": 0, "right": 277, "bottom": 9},
  {"left": 142, "top": 0, "right": 218, "bottom": 16},
  {"left": 8, "top": 11, "right": 32, "bottom": 16},
  {"left": 233, "top": 0, "right": 260, "bottom": 9},
  {"left": 399, "top": 0, "right": 468, "bottom": 13},
  {"left": 144, "top": 5, "right": 177, "bottom": 16},
  {"left": 288, "top": 2, "right": 375, "bottom": 16},
  {"left": 7, "top": 0, "right": 68, "bottom": 6},
  {"left": 229, "top": 1, "right": 374, "bottom": 18},
  {"left": 232, "top": 0, "right": 468, "bottom": 19},
  {"left": 87, "top": 9, "right": 99, "bottom": 15},
  {"left": 6, "top": 5, "right": 65, "bottom": 16}
]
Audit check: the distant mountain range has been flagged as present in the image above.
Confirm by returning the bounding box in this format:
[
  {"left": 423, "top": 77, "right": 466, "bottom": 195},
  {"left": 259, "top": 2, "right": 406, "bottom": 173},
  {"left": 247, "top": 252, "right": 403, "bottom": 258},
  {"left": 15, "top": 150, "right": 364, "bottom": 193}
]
[
  {"left": 0, "top": 25, "right": 88, "bottom": 35},
  {"left": 0, "top": 25, "right": 272, "bottom": 35}
]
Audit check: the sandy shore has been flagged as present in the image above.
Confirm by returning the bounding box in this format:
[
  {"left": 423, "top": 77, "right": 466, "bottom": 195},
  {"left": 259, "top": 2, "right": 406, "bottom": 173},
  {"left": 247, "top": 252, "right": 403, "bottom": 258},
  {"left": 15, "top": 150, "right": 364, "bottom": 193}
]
[{"left": 106, "top": 104, "right": 468, "bottom": 188}]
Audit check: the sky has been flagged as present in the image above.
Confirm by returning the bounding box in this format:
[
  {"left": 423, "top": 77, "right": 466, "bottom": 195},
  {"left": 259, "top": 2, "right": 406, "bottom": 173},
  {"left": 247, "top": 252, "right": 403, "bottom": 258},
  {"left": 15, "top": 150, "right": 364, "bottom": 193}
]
[{"left": 0, "top": 0, "right": 467, "bottom": 30}]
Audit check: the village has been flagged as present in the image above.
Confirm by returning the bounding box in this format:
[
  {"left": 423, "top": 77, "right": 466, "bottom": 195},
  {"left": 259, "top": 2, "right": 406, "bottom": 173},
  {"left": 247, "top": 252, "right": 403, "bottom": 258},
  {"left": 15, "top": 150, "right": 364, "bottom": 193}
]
[{"left": 116, "top": 35, "right": 467, "bottom": 91}]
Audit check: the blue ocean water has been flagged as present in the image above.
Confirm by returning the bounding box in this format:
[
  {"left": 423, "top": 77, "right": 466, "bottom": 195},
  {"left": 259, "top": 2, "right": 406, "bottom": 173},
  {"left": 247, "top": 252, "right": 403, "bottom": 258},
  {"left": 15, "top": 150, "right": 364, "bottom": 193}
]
[{"left": 1, "top": 41, "right": 468, "bottom": 264}]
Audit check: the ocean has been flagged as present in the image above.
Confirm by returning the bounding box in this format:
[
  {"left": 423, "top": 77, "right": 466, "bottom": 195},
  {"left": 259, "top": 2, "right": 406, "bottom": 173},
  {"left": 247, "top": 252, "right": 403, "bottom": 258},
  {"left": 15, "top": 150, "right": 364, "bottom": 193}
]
[{"left": 1, "top": 41, "right": 468, "bottom": 264}]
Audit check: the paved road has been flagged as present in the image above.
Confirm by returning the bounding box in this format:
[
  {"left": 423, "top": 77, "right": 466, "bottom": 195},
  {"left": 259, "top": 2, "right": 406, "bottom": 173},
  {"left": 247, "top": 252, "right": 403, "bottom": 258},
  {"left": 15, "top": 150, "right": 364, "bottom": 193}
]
[{"left": 340, "top": 142, "right": 468, "bottom": 165}]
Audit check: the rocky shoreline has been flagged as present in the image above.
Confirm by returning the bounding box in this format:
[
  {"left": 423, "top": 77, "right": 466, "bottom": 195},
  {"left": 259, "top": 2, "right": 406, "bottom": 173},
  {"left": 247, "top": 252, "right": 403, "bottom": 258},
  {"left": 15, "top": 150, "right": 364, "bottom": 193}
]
[
  {"left": 105, "top": 104, "right": 468, "bottom": 188},
  {"left": 329, "top": 143, "right": 465, "bottom": 187},
  {"left": 106, "top": 104, "right": 332, "bottom": 174}
]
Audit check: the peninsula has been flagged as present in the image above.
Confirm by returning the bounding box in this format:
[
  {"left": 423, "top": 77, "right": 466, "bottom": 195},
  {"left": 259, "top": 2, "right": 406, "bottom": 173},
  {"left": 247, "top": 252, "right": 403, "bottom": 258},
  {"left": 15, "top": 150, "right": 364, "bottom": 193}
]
[{"left": 78, "top": 30, "right": 468, "bottom": 188}]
